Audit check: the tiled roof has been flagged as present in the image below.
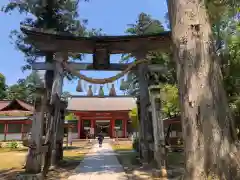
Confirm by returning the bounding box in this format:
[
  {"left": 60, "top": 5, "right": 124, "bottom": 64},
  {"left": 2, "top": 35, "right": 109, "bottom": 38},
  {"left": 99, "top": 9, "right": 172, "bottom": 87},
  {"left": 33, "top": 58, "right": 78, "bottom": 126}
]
[
  {"left": 0, "top": 99, "right": 34, "bottom": 111},
  {"left": 0, "top": 101, "right": 11, "bottom": 110},
  {"left": 0, "top": 110, "right": 33, "bottom": 116},
  {"left": 16, "top": 100, "right": 34, "bottom": 111},
  {"left": 67, "top": 96, "right": 137, "bottom": 111}
]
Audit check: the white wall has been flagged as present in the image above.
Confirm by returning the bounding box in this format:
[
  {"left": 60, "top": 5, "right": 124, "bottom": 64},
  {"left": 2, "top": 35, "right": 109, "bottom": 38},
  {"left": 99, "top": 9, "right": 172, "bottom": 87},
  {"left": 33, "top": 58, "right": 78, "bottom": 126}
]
[{"left": 0, "top": 133, "right": 22, "bottom": 141}]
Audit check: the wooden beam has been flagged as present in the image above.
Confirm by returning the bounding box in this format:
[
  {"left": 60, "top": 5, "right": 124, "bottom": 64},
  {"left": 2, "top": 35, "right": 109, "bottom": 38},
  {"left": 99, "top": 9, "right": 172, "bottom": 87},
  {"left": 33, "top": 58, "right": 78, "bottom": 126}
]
[
  {"left": 32, "top": 62, "right": 130, "bottom": 71},
  {"left": 81, "top": 116, "right": 127, "bottom": 120},
  {"left": 21, "top": 27, "right": 171, "bottom": 53},
  {"left": 32, "top": 62, "right": 167, "bottom": 72}
]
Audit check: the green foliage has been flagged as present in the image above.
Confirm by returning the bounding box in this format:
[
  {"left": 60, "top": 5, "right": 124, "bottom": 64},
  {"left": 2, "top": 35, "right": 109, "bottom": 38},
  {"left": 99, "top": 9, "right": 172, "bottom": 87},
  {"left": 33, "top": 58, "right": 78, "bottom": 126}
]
[
  {"left": 7, "top": 141, "right": 18, "bottom": 149},
  {"left": 122, "top": 13, "right": 176, "bottom": 97},
  {"left": 1, "top": 0, "right": 102, "bottom": 72},
  {"left": 0, "top": 73, "right": 7, "bottom": 100},
  {"left": 211, "top": 7, "right": 240, "bottom": 116},
  {"left": 161, "top": 84, "right": 180, "bottom": 118},
  {"left": 129, "top": 108, "right": 139, "bottom": 130},
  {"left": 6, "top": 71, "right": 43, "bottom": 103},
  {"left": 65, "top": 113, "right": 77, "bottom": 121}
]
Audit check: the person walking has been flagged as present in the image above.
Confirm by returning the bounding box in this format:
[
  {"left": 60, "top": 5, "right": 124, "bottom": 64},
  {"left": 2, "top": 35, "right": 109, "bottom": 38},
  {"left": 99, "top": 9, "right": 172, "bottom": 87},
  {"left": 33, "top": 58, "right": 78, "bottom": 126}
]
[{"left": 97, "top": 131, "right": 104, "bottom": 147}]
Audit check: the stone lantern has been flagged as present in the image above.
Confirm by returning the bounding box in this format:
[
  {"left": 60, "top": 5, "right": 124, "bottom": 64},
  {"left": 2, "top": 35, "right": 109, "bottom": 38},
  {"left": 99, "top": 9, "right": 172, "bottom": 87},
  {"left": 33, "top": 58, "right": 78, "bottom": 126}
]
[{"left": 148, "top": 85, "right": 167, "bottom": 177}]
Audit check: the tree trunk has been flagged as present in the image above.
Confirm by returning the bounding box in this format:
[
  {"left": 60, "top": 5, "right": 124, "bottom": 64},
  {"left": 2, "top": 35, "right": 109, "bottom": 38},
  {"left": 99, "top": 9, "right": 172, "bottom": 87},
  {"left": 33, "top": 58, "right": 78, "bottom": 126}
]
[{"left": 167, "top": 0, "right": 238, "bottom": 179}]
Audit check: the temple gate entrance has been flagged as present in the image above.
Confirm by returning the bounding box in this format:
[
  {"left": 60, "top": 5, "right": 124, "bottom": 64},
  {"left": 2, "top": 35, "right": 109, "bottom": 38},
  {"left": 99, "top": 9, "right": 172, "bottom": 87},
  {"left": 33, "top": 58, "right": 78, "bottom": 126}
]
[{"left": 95, "top": 120, "right": 110, "bottom": 137}]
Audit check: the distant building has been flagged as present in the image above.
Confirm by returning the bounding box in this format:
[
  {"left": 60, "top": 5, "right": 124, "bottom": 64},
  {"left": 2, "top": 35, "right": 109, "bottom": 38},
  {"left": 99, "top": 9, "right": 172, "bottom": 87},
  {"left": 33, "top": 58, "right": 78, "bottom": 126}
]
[
  {"left": 67, "top": 96, "right": 136, "bottom": 139},
  {"left": 0, "top": 99, "right": 34, "bottom": 141}
]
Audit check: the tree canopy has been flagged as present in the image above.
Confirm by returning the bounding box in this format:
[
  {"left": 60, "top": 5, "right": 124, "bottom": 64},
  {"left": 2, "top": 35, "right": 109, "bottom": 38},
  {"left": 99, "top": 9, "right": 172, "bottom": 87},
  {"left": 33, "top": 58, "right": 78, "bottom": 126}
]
[
  {"left": 0, "top": 73, "right": 7, "bottom": 99},
  {"left": 1, "top": 0, "right": 102, "bottom": 72}
]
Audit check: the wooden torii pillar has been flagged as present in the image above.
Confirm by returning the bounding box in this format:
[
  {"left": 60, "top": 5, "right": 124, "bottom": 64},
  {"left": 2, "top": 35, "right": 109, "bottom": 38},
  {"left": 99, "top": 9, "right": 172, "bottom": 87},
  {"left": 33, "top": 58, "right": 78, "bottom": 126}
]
[
  {"left": 45, "top": 52, "right": 65, "bottom": 170},
  {"left": 19, "top": 87, "right": 47, "bottom": 179},
  {"left": 134, "top": 52, "right": 154, "bottom": 164}
]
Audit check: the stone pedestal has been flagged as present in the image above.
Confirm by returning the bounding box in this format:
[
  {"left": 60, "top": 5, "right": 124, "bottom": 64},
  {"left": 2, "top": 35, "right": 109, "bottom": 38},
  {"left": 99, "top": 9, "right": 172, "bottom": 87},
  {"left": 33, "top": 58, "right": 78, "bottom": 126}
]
[
  {"left": 16, "top": 173, "right": 43, "bottom": 180},
  {"left": 152, "top": 168, "right": 168, "bottom": 178}
]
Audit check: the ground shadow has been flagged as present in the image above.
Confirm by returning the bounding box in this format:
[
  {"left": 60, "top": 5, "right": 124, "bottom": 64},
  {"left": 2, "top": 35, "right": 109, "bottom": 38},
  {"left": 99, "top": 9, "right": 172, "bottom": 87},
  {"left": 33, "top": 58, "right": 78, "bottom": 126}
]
[{"left": 0, "top": 168, "right": 23, "bottom": 180}]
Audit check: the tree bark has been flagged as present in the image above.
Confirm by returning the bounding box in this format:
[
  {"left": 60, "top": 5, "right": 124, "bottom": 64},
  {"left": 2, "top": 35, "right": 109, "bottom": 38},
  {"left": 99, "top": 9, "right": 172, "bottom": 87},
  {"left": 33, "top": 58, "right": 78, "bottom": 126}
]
[{"left": 167, "top": 0, "right": 238, "bottom": 179}]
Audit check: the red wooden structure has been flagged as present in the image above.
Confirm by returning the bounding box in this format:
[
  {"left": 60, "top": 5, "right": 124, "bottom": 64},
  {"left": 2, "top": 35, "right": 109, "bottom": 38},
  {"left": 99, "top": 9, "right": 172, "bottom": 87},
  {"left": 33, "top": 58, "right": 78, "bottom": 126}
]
[
  {"left": 163, "top": 116, "right": 182, "bottom": 146},
  {"left": 67, "top": 96, "right": 136, "bottom": 139},
  {"left": 0, "top": 99, "right": 34, "bottom": 141}
]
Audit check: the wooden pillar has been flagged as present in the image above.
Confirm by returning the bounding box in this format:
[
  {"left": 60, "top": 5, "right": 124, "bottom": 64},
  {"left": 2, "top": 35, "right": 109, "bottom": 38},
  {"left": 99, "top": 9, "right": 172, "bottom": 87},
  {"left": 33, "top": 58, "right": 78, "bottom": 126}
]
[
  {"left": 21, "top": 124, "right": 24, "bottom": 140},
  {"left": 123, "top": 118, "right": 127, "bottom": 138},
  {"left": 4, "top": 123, "right": 8, "bottom": 141},
  {"left": 26, "top": 93, "right": 45, "bottom": 174},
  {"left": 91, "top": 119, "right": 94, "bottom": 128},
  {"left": 111, "top": 119, "right": 115, "bottom": 138},
  {"left": 77, "top": 116, "right": 81, "bottom": 139},
  {"left": 92, "top": 119, "right": 95, "bottom": 138},
  {"left": 55, "top": 104, "right": 66, "bottom": 163},
  {"left": 135, "top": 52, "right": 154, "bottom": 163}
]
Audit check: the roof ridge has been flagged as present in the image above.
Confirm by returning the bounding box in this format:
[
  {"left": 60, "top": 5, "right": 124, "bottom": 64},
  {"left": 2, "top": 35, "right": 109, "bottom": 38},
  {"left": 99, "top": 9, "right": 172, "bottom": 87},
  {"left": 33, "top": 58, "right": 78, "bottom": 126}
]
[{"left": 70, "top": 95, "right": 134, "bottom": 98}]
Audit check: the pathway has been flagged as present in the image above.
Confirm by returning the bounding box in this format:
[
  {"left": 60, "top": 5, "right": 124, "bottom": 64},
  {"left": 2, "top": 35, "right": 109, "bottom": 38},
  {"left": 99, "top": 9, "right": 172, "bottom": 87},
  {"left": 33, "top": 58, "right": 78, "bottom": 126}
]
[{"left": 68, "top": 142, "right": 128, "bottom": 180}]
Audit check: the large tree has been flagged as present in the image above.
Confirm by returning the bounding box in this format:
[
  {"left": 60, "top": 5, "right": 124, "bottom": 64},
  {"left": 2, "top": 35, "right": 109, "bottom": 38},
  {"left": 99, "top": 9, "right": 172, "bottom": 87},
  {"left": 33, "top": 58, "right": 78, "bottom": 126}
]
[
  {"left": 0, "top": 73, "right": 7, "bottom": 100},
  {"left": 6, "top": 71, "right": 44, "bottom": 103},
  {"left": 167, "top": 0, "right": 239, "bottom": 179},
  {"left": 122, "top": 13, "right": 176, "bottom": 96}
]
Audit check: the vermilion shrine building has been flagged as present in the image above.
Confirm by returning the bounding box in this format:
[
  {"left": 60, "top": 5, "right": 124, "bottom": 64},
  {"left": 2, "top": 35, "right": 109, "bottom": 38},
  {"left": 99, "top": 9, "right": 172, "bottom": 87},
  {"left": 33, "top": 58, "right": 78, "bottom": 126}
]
[
  {"left": 67, "top": 96, "right": 136, "bottom": 139},
  {"left": 0, "top": 99, "right": 33, "bottom": 141},
  {"left": 0, "top": 98, "right": 182, "bottom": 142}
]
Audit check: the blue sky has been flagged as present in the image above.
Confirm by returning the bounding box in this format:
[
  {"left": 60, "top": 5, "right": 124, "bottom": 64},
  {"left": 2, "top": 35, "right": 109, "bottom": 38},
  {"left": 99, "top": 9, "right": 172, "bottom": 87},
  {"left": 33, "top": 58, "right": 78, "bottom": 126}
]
[{"left": 0, "top": 0, "right": 168, "bottom": 95}]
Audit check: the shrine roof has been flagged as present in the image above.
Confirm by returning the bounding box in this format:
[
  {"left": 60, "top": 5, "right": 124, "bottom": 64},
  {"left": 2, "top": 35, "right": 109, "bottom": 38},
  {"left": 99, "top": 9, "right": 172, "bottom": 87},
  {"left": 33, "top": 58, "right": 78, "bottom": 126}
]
[
  {"left": 67, "top": 96, "right": 136, "bottom": 112},
  {"left": 0, "top": 110, "right": 33, "bottom": 117},
  {"left": 21, "top": 26, "right": 171, "bottom": 53},
  {"left": 0, "top": 99, "right": 34, "bottom": 112},
  {"left": 0, "top": 116, "right": 31, "bottom": 120}
]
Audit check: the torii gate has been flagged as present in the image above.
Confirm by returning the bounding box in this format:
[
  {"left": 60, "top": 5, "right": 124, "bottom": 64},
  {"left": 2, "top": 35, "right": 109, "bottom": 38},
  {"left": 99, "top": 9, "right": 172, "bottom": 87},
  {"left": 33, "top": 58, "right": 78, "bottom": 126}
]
[{"left": 18, "top": 26, "right": 171, "bottom": 178}]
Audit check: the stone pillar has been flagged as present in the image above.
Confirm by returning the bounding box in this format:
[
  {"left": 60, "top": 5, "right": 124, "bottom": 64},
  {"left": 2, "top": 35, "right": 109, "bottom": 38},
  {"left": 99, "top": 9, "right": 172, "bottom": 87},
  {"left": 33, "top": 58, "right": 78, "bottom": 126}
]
[{"left": 149, "top": 85, "right": 167, "bottom": 176}]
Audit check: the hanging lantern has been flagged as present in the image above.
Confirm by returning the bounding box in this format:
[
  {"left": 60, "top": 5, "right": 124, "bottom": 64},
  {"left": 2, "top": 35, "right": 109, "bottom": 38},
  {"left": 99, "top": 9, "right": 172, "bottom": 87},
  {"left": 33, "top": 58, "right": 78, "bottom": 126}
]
[
  {"left": 120, "top": 79, "right": 127, "bottom": 91},
  {"left": 98, "top": 86, "right": 104, "bottom": 97},
  {"left": 76, "top": 79, "right": 83, "bottom": 92},
  {"left": 87, "top": 85, "right": 93, "bottom": 96},
  {"left": 109, "top": 84, "right": 116, "bottom": 96}
]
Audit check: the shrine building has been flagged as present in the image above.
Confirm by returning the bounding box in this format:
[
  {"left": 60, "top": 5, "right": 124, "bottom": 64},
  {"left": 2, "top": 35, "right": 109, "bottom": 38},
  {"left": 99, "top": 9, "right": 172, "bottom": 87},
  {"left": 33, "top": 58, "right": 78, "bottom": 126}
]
[
  {"left": 0, "top": 99, "right": 33, "bottom": 141},
  {"left": 67, "top": 96, "right": 137, "bottom": 139}
]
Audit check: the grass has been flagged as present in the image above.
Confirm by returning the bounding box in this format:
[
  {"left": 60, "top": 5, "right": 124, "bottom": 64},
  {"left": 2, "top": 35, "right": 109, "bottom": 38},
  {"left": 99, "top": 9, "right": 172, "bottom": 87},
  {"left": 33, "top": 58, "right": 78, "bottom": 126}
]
[
  {"left": 111, "top": 141, "right": 147, "bottom": 178},
  {"left": 0, "top": 147, "right": 28, "bottom": 153},
  {"left": 112, "top": 141, "right": 185, "bottom": 179},
  {"left": 0, "top": 141, "right": 93, "bottom": 180}
]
